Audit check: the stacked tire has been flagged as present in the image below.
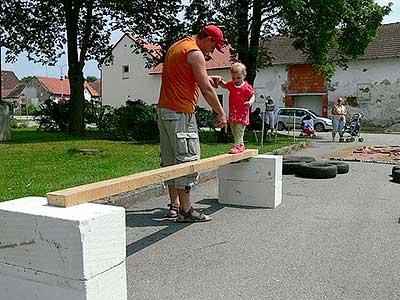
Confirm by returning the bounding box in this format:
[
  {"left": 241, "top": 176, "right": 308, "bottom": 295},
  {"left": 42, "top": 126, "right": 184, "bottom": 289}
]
[
  {"left": 392, "top": 166, "right": 400, "bottom": 183},
  {"left": 283, "top": 155, "right": 350, "bottom": 179},
  {"left": 283, "top": 156, "right": 316, "bottom": 175}
]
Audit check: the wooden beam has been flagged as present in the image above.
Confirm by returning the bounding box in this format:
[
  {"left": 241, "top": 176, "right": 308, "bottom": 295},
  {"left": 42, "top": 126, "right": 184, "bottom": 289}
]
[{"left": 47, "top": 149, "right": 259, "bottom": 207}]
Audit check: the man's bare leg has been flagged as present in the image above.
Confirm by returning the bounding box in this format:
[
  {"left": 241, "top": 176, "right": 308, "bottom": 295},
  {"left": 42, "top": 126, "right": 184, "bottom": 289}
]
[
  {"left": 176, "top": 187, "right": 212, "bottom": 222},
  {"left": 167, "top": 185, "right": 180, "bottom": 217},
  {"left": 177, "top": 188, "right": 191, "bottom": 213}
]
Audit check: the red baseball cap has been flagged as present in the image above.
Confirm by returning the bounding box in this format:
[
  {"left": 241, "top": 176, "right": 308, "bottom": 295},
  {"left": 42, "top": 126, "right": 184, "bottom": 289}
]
[{"left": 202, "top": 25, "right": 225, "bottom": 53}]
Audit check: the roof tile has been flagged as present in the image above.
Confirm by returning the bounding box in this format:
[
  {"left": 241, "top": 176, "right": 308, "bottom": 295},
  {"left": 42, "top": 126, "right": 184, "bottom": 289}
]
[{"left": 36, "top": 77, "right": 98, "bottom": 96}]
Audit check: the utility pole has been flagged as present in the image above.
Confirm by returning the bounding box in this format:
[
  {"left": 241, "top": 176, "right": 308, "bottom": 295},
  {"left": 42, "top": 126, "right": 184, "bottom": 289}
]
[{"left": 57, "top": 64, "right": 68, "bottom": 100}]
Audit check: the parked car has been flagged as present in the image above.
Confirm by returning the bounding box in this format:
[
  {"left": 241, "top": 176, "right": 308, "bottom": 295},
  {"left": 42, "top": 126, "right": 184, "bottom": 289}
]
[{"left": 275, "top": 107, "right": 333, "bottom": 132}]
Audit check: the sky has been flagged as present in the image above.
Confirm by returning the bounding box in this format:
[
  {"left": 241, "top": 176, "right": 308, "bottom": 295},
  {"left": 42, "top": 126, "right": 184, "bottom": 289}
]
[{"left": 1, "top": 0, "right": 399, "bottom": 80}]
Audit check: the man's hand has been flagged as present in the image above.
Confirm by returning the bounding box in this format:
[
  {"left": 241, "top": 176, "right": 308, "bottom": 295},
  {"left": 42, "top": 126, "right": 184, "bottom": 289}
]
[{"left": 216, "top": 113, "right": 227, "bottom": 128}]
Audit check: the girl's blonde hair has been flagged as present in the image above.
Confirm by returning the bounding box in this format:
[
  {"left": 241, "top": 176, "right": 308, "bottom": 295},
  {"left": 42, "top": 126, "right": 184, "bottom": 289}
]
[{"left": 231, "top": 62, "right": 247, "bottom": 76}]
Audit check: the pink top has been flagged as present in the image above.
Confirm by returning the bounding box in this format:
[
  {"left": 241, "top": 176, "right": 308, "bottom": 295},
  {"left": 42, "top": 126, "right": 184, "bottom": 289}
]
[{"left": 227, "top": 80, "right": 254, "bottom": 125}]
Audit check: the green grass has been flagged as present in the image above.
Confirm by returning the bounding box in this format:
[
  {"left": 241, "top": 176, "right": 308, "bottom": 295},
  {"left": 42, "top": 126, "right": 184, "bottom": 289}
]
[{"left": 0, "top": 128, "right": 300, "bottom": 202}]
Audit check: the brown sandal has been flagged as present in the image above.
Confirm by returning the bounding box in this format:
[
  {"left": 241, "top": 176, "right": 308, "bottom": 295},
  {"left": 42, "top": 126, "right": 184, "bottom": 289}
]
[{"left": 176, "top": 207, "right": 212, "bottom": 223}]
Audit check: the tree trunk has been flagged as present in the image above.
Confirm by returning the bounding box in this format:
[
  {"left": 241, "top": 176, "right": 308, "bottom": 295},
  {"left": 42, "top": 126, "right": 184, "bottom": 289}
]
[
  {"left": 64, "top": 0, "right": 85, "bottom": 134},
  {"left": 68, "top": 66, "right": 85, "bottom": 134},
  {"left": 246, "top": 0, "right": 263, "bottom": 86},
  {"left": 0, "top": 105, "right": 11, "bottom": 141},
  {"left": 236, "top": 0, "right": 250, "bottom": 66}
]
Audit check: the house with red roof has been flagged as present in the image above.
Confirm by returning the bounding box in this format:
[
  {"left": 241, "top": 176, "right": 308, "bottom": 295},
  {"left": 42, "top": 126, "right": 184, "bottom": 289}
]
[
  {"left": 18, "top": 76, "right": 101, "bottom": 109},
  {"left": 102, "top": 23, "right": 400, "bottom": 128},
  {"left": 102, "top": 33, "right": 233, "bottom": 112},
  {"left": 1, "top": 70, "right": 22, "bottom": 100}
]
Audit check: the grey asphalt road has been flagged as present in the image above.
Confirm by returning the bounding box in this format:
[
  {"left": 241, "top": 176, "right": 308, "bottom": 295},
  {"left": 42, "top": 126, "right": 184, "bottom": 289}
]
[{"left": 125, "top": 133, "right": 400, "bottom": 300}]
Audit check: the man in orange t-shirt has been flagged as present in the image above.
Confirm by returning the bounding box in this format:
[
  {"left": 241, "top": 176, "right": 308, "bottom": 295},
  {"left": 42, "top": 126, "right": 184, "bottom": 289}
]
[{"left": 157, "top": 25, "right": 227, "bottom": 223}]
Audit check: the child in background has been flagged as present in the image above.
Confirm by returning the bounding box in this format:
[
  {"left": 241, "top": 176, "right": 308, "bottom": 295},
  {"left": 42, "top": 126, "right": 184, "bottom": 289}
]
[
  {"left": 219, "top": 62, "right": 255, "bottom": 154},
  {"left": 301, "top": 114, "right": 315, "bottom": 137}
]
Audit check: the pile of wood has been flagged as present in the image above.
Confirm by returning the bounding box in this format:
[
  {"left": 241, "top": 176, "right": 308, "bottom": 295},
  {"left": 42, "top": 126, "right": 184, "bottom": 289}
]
[{"left": 353, "top": 146, "right": 400, "bottom": 157}]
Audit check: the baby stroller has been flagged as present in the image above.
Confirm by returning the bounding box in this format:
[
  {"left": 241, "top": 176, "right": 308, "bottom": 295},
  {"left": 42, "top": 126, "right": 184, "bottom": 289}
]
[
  {"left": 341, "top": 112, "right": 364, "bottom": 142},
  {"left": 299, "top": 115, "right": 316, "bottom": 138}
]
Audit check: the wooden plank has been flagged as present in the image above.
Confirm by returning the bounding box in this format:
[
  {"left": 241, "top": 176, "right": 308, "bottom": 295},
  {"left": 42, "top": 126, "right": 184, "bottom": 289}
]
[{"left": 47, "top": 149, "right": 259, "bottom": 207}]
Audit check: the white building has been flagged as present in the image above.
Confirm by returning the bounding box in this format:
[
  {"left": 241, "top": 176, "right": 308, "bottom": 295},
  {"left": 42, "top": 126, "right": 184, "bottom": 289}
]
[{"left": 102, "top": 22, "right": 400, "bottom": 128}]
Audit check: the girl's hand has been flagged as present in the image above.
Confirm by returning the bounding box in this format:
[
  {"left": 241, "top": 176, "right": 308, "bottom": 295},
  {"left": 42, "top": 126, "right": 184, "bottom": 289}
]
[{"left": 244, "top": 101, "right": 251, "bottom": 108}]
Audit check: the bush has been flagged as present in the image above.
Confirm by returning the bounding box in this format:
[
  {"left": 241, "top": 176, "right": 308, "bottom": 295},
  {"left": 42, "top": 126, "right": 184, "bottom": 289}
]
[
  {"left": 85, "top": 100, "right": 103, "bottom": 126},
  {"left": 9, "top": 118, "right": 18, "bottom": 129},
  {"left": 35, "top": 99, "right": 106, "bottom": 132},
  {"left": 26, "top": 103, "right": 38, "bottom": 115},
  {"left": 35, "top": 99, "right": 69, "bottom": 131},
  {"left": 195, "top": 106, "right": 217, "bottom": 129},
  {"left": 98, "top": 100, "right": 159, "bottom": 141}
]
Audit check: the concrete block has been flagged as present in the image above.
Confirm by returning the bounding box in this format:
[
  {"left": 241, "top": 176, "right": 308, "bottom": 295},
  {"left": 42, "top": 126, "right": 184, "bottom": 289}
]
[
  {"left": 0, "top": 260, "right": 127, "bottom": 300},
  {"left": 218, "top": 180, "right": 282, "bottom": 208},
  {"left": 218, "top": 154, "right": 282, "bottom": 183},
  {"left": 0, "top": 197, "right": 127, "bottom": 300},
  {"left": 218, "top": 154, "right": 282, "bottom": 208}
]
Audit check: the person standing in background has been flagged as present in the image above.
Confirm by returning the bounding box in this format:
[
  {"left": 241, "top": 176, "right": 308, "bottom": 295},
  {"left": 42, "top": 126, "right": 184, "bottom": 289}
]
[
  {"left": 331, "top": 97, "right": 347, "bottom": 142},
  {"left": 265, "top": 98, "right": 276, "bottom": 133}
]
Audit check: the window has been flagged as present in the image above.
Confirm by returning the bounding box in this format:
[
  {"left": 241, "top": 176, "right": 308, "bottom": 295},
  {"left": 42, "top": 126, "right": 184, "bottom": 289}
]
[
  {"left": 357, "top": 83, "right": 370, "bottom": 101},
  {"left": 278, "top": 109, "right": 288, "bottom": 115},
  {"left": 296, "top": 110, "right": 306, "bottom": 117},
  {"left": 122, "top": 65, "right": 129, "bottom": 79}
]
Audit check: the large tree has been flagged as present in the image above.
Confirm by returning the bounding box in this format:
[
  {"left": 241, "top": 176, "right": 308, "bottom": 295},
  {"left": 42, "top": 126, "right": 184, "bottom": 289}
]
[
  {"left": 0, "top": 0, "right": 182, "bottom": 134},
  {"left": 186, "top": 0, "right": 391, "bottom": 85}
]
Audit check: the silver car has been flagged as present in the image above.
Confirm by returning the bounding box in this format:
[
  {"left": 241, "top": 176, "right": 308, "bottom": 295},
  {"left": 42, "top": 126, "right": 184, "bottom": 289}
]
[{"left": 275, "top": 107, "right": 333, "bottom": 132}]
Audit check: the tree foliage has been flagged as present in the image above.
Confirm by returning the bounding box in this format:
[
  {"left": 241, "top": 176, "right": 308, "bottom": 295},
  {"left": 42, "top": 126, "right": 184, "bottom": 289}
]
[
  {"left": 181, "top": 0, "right": 391, "bottom": 84},
  {"left": 20, "top": 76, "right": 34, "bottom": 84},
  {"left": 86, "top": 76, "right": 98, "bottom": 82},
  {"left": 0, "top": 0, "right": 182, "bottom": 134},
  {"left": 280, "top": 0, "right": 392, "bottom": 77}
]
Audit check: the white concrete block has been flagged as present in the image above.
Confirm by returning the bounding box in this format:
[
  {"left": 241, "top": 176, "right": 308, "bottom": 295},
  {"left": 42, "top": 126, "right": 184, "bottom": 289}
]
[
  {"left": 218, "top": 155, "right": 282, "bottom": 208},
  {"left": 0, "top": 197, "right": 125, "bottom": 280},
  {"left": 0, "top": 259, "right": 127, "bottom": 300},
  {"left": 218, "top": 154, "right": 282, "bottom": 183},
  {"left": 218, "top": 179, "right": 282, "bottom": 208},
  {"left": 0, "top": 196, "right": 127, "bottom": 300}
]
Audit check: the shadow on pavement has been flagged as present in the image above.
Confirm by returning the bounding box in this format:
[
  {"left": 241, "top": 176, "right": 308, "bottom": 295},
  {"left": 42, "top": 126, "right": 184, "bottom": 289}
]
[{"left": 125, "top": 198, "right": 224, "bottom": 257}]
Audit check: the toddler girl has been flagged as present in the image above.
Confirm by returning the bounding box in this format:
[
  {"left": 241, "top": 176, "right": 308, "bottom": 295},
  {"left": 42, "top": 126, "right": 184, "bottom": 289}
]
[{"left": 219, "top": 62, "right": 255, "bottom": 154}]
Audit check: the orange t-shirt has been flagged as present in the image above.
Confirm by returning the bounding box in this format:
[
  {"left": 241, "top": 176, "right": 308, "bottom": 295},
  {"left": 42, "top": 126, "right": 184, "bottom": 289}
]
[{"left": 158, "top": 37, "right": 200, "bottom": 113}]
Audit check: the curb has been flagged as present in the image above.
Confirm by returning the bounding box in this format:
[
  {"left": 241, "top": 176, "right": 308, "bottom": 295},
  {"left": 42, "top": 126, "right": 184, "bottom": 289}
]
[{"left": 271, "top": 141, "right": 309, "bottom": 155}]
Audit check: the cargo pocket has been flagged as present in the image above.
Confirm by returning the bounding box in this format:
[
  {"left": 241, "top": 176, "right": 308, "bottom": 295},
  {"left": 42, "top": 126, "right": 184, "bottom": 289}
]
[{"left": 175, "top": 131, "right": 200, "bottom": 162}]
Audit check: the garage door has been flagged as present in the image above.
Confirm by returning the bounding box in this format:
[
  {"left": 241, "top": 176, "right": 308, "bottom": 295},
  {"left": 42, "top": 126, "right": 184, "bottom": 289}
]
[{"left": 294, "top": 95, "right": 322, "bottom": 115}]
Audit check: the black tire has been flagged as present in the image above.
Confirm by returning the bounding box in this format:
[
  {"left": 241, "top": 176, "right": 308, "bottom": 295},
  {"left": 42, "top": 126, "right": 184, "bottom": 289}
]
[
  {"left": 296, "top": 162, "right": 338, "bottom": 179},
  {"left": 283, "top": 161, "right": 303, "bottom": 175},
  {"left": 283, "top": 156, "right": 316, "bottom": 175},
  {"left": 325, "top": 161, "right": 350, "bottom": 174},
  {"left": 283, "top": 155, "right": 316, "bottom": 163},
  {"left": 314, "top": 123, "right": 325, "bottom": 132},
  {"left": 277, "top": 121, "right": 285, "bottom": 131},
  {"left": 393, "top": 169, "right": 400, "bottom": 183},
  {"left": 392, "top": 166, "right": 400, "bottom": 176}
]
